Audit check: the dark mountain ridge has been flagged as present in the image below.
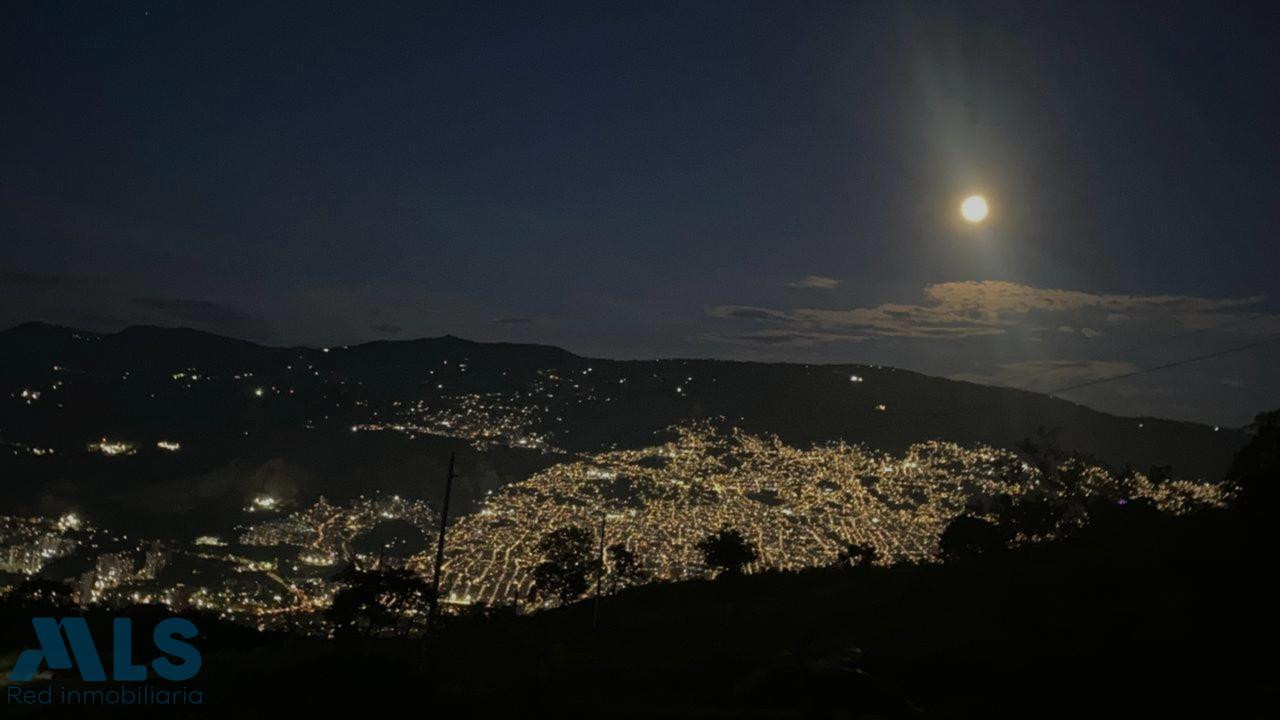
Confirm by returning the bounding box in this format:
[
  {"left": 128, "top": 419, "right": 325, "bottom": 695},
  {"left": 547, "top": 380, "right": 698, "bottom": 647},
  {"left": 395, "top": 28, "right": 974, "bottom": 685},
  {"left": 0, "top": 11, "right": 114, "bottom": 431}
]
[{"left": 1, "top": 321, "right": 1244, "bottom": 480}]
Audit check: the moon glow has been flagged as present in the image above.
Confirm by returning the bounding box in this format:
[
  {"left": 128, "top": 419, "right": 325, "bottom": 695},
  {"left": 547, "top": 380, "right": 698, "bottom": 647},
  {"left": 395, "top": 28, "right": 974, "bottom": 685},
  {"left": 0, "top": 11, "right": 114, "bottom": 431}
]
[{"left": 961, "top": 195, "right": 989, "bottom": 223}]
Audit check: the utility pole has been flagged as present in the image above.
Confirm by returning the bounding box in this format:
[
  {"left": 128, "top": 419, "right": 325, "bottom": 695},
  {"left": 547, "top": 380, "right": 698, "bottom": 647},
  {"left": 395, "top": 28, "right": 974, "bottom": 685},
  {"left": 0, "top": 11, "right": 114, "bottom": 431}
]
[
  {"left": 427, "top": 452, "right": 456, "bottom": 635},
  {"left": 593, "top": 510, "right": 605, "bottom": 630}
]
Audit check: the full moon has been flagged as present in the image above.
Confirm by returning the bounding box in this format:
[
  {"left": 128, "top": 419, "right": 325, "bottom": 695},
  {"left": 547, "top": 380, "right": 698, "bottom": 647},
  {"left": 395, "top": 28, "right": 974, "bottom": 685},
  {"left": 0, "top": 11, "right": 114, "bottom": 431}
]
[{"left": 960, "top": 195, "right": 989, "bottom": 223}]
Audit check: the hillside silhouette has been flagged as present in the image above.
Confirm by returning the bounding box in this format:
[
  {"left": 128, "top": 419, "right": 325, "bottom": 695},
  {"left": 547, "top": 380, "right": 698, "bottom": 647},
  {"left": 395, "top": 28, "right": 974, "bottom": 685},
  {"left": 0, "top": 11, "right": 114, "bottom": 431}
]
[{"left": 1, "top": 321, "right": 1241, "bottom": 469}]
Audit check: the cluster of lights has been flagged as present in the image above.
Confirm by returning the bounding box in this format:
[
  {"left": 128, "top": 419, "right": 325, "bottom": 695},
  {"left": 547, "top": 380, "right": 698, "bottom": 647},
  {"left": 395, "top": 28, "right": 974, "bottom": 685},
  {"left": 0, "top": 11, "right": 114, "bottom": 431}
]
[
  {"left": 56, "top": 512, "right": 82, "bottom": 531},
  {"left": 352, "top": 391, "right": 557, "bottom": 452},
  {"left": 3, "top": 440, "right": 56, "bottom": 456},
  {"left": 0, "top": 517, "right": 79, "bottom": 575},
  {"left": 420, "top": 424, "right": 1228, "bottom": 609},
  {"left": 87, "top": 439, "right": 137, "bottom": 456},
  {"left": 247, "top": 495, "right": 281, "bottom": 512}
]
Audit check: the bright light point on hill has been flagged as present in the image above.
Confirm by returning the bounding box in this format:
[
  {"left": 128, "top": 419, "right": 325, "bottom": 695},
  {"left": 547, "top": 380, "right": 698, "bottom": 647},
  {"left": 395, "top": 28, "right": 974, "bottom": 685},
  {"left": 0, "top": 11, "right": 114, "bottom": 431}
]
[
  {"left": 249, "top": 495, "right": 278, "bottom": 511},
  {"left": 253, "top": 388, "right": 265, "bottom": 397},
  {"left": 961, "top": 195, "right": 989, "bottom": 223}
]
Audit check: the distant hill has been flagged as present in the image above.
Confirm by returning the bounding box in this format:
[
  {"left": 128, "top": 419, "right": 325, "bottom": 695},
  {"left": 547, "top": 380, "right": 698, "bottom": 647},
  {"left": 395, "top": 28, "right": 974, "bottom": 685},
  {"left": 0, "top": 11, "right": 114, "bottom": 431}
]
[{"left": 0, "top": 321, "right": 1246, "bottom": 532}]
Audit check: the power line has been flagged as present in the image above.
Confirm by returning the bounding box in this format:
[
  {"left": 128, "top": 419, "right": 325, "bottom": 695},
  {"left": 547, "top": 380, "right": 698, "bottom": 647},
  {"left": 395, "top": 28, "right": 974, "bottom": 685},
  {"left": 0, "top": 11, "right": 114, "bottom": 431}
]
[
  {"left": 838, "top": 332, "right": 1280, "bottom": 436},
  {"left": 1011, "top": 318, "right": 1255, "bottom": 389},
  {"left": 1049, "top": 333, "right": 1280, "bottom": 396}
]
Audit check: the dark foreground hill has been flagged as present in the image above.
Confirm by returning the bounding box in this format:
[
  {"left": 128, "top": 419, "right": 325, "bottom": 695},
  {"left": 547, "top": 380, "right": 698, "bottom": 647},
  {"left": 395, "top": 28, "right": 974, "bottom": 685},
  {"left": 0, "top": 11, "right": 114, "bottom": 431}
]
[
  {"left": 2, "top": 412, "right": 1275, "bottom": 718},
  {"left": 2, "top": 498, "right": 1273, "bottom": 718}
]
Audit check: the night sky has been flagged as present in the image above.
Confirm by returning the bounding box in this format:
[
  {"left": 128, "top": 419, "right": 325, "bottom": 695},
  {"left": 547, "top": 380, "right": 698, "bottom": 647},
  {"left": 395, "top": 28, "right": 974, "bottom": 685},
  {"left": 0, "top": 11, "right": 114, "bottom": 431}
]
[{"left": 4, "top": 1, "right": 1278, "bottom": 426}]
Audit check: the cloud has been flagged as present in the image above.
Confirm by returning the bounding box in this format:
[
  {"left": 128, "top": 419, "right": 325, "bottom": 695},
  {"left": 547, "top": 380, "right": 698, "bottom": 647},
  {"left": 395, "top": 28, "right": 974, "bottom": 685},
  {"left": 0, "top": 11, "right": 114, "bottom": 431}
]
[
  {"left": 707, "top": 280, "right": 1278, "bottom": 344},
  {"left": 131, "top": 296, "right": 273, "bottom": 340},
  {"left": 372, "top": 323, "right": 403, "bottom": 334},
  {"left": 711, "top": 307, "right": 787, "bottom": 321},
  {"left": 786, "top": 275, "right": 843, "bottom": 289},
  {"left": 0, "top": 271, "right": 62, "bottom": 290},
  {"left": 707, "top": 330, "right": 865, "bottom": 346},
  {"left": 494, "top": 317, "right": 535, "bottom": 326}
]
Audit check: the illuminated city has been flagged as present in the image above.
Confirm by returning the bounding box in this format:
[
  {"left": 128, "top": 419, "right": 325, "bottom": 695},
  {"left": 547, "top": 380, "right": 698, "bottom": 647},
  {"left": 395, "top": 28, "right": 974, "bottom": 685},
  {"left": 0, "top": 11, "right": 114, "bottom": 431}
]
[
  {"left": 2, "top": 2, "right": 1276, "bottom": 714},
  {"left": 0, "top": 423, "right": 1228, "bottom": 634}
]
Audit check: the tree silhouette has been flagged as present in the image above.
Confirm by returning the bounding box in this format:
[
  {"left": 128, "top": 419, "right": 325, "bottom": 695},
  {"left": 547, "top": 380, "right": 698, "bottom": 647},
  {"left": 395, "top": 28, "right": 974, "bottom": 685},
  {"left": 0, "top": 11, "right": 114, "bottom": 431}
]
[
  {"left": 4, "top": 578, "right": 76, "bottom": 609},
  {"left": 837, "top": 542, "right": 878, "bottom": 569},
  {"left": 1147, "top": 464, "right": 1175, "bottom": 487},
  {"left": 606, "top": 543, "right": 647, "bottom": 592},
  {"left": 531, "top": 526, "right": 599, "bottom": 605},
  {"left": 697, "top": 527, "right": 758, "bottom": 575},
  {"left": 996, "top": 494, "right": 1066, "bottom": 541},
  {"left": 938, "top": 516, "right": 1006, "bottom": 561},
  {"left": 1017, "top": 426, "right": 1065, "bottom": 480},
  {"left": 328, "top": 567, "right": 433, "bottom": 638},
  {"left": 996, "top": 428, "right": 1109, "bottom": 539},
  {"left": 1226, "top": 409, "right": 1280, "bottom": 517}
]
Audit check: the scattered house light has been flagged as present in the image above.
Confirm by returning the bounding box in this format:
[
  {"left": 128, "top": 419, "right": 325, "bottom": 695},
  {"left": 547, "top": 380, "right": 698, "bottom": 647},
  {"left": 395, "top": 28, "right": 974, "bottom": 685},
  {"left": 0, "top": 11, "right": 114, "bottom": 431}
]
[
  {"left": 248, "top": 495, "right": 279, "bottom": 512},
  {"left": 87, "top": 439, "right": 136, "bottom": 456},
  {"left": 299, "top": 551, "right": 336, "bottom": 566}
]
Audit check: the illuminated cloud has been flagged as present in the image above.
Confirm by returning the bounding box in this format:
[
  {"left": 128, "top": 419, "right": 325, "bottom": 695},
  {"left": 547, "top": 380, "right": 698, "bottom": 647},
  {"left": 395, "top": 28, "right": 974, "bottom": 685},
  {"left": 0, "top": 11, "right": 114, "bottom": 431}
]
[
  {"left": 708, "top": 330, "right": 866, "bottom": 347},
  {"left": 708, "top": 281, "right": 1277, "bottom": 343},
  {"left": 786, "top": 275, "right": 843, "bottom": 289}
]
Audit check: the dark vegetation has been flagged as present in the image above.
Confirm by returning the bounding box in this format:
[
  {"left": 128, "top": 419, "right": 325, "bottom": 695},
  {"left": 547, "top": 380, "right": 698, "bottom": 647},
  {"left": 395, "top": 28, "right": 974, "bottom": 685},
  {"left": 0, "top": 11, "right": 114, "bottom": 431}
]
[
  {"left": 697, "top": 527, "right": 760, "bottom": 575},
  {"left": 327, "top": 566, "right": 433, "bottom": 640},
  {"left": 531, "top": 526, "right": 600, "bottom": 605}
]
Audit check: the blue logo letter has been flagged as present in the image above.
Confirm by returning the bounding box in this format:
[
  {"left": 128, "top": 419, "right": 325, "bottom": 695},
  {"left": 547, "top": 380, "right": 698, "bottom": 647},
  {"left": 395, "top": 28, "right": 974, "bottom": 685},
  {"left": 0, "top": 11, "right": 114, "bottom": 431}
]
[
  {"left": 112, "top": 618, "right": 147, "bottom": 681},
  {"left": 10, "top": 618, "right": 106, "bottom": 682},
  {"left": 151, "top": 618, "right": 201, "bottom": 681}
]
